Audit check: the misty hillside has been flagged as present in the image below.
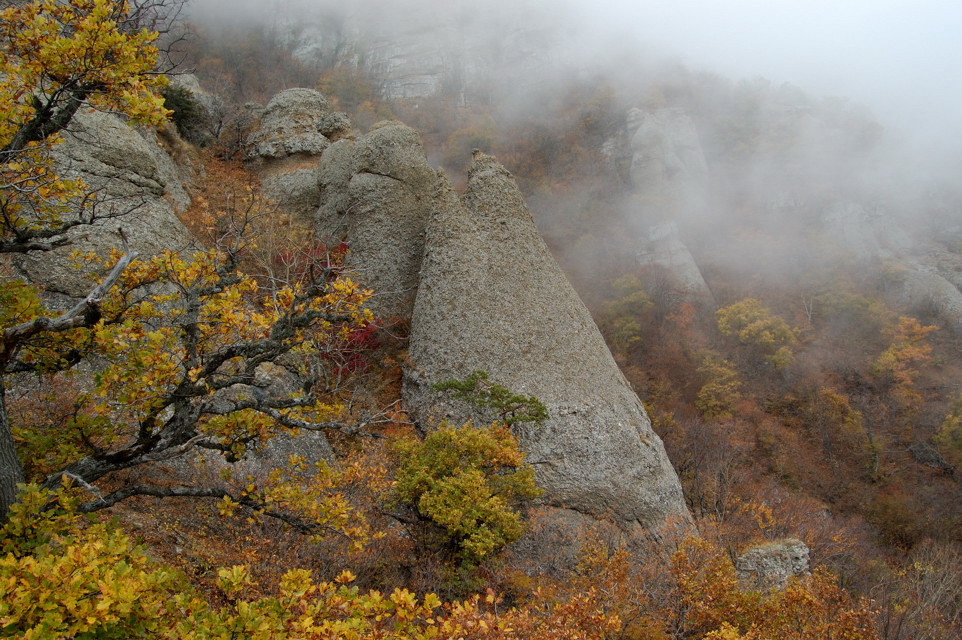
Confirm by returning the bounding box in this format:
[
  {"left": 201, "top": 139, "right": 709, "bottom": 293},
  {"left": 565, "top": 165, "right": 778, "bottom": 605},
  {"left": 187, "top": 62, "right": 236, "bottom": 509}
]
[{"left": 3, "top": 1, "right": 962, "bottom": 639}]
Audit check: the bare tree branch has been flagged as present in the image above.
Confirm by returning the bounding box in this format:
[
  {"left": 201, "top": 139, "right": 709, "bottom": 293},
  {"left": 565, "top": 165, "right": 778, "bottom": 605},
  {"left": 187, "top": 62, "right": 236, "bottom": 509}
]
[
  {"left": 2, "top": 230, "right": 137, "bottom": 366},
  {"left": 73, "top": 483, "right": 340, "bottom": 537}
]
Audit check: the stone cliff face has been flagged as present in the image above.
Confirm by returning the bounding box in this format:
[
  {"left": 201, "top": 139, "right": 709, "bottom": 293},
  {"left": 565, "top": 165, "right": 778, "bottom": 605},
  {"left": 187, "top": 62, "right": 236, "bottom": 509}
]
[
  {"left": 405, "top": 152, "right": 690, "bottom": 531},
  {"left": 269, "top": 0, "right": 571, "bottom": 103}
]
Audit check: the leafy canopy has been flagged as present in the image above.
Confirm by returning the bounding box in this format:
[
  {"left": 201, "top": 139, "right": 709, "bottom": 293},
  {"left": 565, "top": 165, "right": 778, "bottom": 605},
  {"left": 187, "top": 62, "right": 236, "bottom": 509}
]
[{"left": 716, "top": 298, "right": 798, "bottom": 368}]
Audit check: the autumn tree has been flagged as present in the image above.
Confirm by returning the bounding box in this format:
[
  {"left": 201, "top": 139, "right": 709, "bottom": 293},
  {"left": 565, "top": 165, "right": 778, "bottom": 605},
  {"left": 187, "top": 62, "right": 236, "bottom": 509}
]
[
  {"left": 0, "top": 0, "right": 177, "bottom": 517},
  {"left": 600, "top": 273, "right": 653, "bottom": 352},
  {"left": 871, "top": 316, "right": 938, "bottom": 414},
  {"left": 0, "top": 0, "right": 378, "bottom": 541},
  {"left": 716, "top": 297, "right": 798, "bottom": 369},
  {"left": 935, "top": 392, "right": 962, "bottom": 469},
  {"left": 696, "top": 351, "right": 743, "bottom": 419},
  {"left": 393, "top": 422, "right": 541, "bottom": 567}
]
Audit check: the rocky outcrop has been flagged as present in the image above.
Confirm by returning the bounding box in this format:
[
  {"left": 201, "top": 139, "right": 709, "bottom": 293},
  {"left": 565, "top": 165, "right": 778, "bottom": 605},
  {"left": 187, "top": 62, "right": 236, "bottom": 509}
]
[
  {"left": 626, "top": 108, "right": 713, "bottom": 305},
  {"left": 821, "top": 201, "right": 962, "bottom": 332},
  {"left": 635, "top": 220, "right": 714, "bottom": 300},
  {"left": 246, "top": 88, "right": 350, "bottom": 161},
  {"left": 245, "top": 89, "right": 353, "bottom": 221},
  {"left": 249, "top": 88, "right": 690, "bottom": 534},
  {"left": 404, "top": 152, "right": 690, "bottom": 532},
  {"left": 239, "top": 88, "right": 692, "bottom": 537},
  {"left": 628, "top": 107, "right": 708, "bottom": 212},
  {"left": 821, "top": 201, "right": 909, "bottom": 261},
  {"left": 736, "top": 539, "right": 811, "bottom": 591},
  {"left": 14, "top": 109, "right": 194, "bottom": 298},
  {"left": 892, "top": 261, "right": 962, "bottom": 332},
  {"left": 272, "top": 2, "right": 571, "bottom": 103},
  {"left": 315, "top": 122, "right": 439, "bottom": 318}
]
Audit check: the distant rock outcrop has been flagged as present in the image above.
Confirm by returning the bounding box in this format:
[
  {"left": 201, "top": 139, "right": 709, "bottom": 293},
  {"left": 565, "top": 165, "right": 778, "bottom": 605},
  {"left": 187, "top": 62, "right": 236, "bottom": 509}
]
[
  {"left": 404, "top": 152, "right": 691, "bottom": 532},
  {"left": 14, "top": 109, "right": 194, "bottom": 298},
  {"left": 626, "top": 108, "right": 714, "bottom": 305},
  {"left": 628, "top": 107, "right": 708, "bottom": 211},
  {"left": 821, "top": 201, "right": 962, "bottom": 332},
  {"left": 821, "top": 201, "right": 909, "bottom": 261},
  {"left": 736, "top": 539, "right": 811, "bottom": 591}
]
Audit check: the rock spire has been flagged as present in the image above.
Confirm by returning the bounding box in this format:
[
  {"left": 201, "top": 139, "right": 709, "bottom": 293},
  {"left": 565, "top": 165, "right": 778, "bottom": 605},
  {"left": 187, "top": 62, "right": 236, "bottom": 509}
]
[{"left": 404, "top": 152, "right": 690, "bottom": 530}]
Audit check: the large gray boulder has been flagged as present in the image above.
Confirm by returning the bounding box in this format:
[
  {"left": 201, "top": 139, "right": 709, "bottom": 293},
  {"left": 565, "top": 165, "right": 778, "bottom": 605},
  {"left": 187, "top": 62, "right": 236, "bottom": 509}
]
[
  {"left": 246, "top": 88, "right": 350, "bottom": 160},
  {"left": 404, "top": 152, "right": 690, "bottom": 532},
  {"left": 246, "top": 88, "right": 352, "bottom": 221},
  {"left": 736, "top": 539, "right": 811, "bottom": 591},
  {"left": 14, "top": 109, "right": 194, "bottom": 298},
  {"left": 315, "top": 122, "right": 439, "bottom": 318}
]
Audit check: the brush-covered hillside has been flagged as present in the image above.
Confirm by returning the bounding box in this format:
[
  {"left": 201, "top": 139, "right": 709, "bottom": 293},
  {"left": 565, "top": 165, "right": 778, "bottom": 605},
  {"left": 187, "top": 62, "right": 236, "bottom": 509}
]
[{"left": 2, "top": 1, "right": 961, "bottom": 639}]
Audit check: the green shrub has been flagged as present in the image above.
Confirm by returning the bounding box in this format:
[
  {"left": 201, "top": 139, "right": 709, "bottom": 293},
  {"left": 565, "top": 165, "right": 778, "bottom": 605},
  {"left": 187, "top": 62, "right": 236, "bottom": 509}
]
[{"left": 393, "top": 423, "right": 542, "bottom": 563}]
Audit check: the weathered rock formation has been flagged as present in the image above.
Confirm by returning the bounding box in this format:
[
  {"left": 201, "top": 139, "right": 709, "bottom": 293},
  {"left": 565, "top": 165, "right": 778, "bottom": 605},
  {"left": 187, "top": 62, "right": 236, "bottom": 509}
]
[
  {"left": 266, "top": 1, "right": 572, "bottom": 103},
  {"left": 821, "top": 201, "right": 962, "bottom": 332},
  {"left": 247, "top": 89, "right": 690, "bottom": 535},
  {"left": 247, "top": 88, "right": 350, "bottom": 161},
  {"left": 736, "top": 539, "right": 811, "bottom": 591},
  {"left": 628, "top": 107, "right": 708, "bottom": 211},
  {"left": 404, "top": 152, "right": 690, "bottom": 532},
  {"left": 246, "top": 88, "right": 352, "bottom": 221},
  {"left": 625, "top": 108, "right": 714, "bottom": 305},
  {"left": 14, "top": 109, "right": 194, "bottom": 298},
  {"left": 315, "top": 122, "right": 439, "bottom": 318}
]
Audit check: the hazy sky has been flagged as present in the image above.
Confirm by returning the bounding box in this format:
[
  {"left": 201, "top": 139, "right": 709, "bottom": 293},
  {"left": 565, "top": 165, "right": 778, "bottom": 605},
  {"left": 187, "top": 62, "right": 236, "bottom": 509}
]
[
  {"left": 582, "top": 0, "right": 962, "bottom": 156},
  {"left": 187, "top": 0, "right": 962, "bottom": 159}
]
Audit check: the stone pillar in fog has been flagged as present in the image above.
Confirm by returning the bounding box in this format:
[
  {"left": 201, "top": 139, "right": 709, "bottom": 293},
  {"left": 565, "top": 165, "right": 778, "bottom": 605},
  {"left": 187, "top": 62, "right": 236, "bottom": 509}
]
[{"left": 405, "top": 152, "right": 691, "bottom": 533}]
